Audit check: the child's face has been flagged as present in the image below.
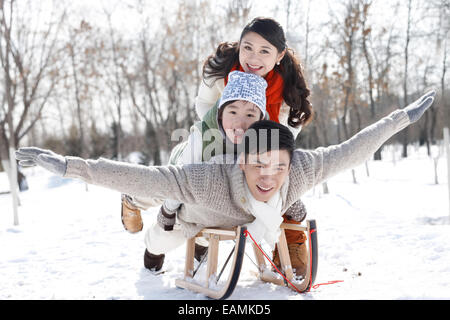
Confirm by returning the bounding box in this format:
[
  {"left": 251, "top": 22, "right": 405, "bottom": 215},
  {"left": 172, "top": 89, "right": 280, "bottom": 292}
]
[
  {"left": 239, "top": 31, "right": 285, "bottom": 77},
  {"left": 221, "top": 101, "right": 262, "bottom": 144},
  {"left": 239, "top": 149, "right": 290, "bottom": 202}
]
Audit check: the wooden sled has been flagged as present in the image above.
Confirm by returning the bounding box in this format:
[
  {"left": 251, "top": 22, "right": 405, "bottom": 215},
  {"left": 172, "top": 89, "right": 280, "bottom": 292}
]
[{"left": 175, "top": 220, "right": 318, "bottom": 299}]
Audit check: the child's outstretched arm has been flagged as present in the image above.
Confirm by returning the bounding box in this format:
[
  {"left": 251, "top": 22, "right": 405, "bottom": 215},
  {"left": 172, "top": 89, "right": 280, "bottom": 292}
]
[
  {"left": 293, "top": 90, "right": 436, "bottom": 192},
  {"left": 15, "top": 148, "right": 213, "bottom": 206}
]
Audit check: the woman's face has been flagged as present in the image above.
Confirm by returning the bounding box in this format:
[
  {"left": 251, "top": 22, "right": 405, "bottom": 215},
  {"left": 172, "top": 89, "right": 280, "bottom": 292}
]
[
  {"left": 220, "top": 101, "right": 262, "bottom": 144},
  {"left": 239, "top": 31, "right": 285, "bottom": 77}
]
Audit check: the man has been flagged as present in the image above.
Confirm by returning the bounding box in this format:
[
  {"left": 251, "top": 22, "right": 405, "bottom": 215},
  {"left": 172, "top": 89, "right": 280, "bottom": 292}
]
[{"left": 15, "top": 90, "right": 435, "bottom": 275}]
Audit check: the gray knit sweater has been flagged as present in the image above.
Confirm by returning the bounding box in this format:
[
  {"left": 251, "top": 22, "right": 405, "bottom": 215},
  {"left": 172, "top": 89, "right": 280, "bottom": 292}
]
[{"left": 64, "top": 110, "right": 410, "bottom": 238}]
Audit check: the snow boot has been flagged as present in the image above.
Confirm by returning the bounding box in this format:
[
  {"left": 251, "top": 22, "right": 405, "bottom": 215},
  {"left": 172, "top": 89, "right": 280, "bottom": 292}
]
[
  {"left": 121, "top": 194, "right": 143, "bottom": 233},
  {"left": 143, "top": 249, "right": 165, "bottom": 272},
  {"left": 272, "top": 241, "right": 308, "bottom": 278}
]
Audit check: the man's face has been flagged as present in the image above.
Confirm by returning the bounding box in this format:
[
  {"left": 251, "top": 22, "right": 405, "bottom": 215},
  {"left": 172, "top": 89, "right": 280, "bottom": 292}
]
[{"left": 239, "top": 149, "right": 291, "bottom": 202}]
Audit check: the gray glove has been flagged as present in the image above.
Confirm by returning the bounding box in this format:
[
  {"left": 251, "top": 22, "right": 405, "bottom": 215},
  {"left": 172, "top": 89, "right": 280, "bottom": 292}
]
[
  {"left": 404, "top": 90, "right": 436, "bottom": 123},
  {"left": 15, "top": 147, "right": 67, "bottom": 176}
]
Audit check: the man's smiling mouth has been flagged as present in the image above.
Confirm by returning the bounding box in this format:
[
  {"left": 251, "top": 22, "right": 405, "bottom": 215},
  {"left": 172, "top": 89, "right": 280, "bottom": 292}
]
[{"left": 256, "top": 184, "right": 273, "bottom": 192}]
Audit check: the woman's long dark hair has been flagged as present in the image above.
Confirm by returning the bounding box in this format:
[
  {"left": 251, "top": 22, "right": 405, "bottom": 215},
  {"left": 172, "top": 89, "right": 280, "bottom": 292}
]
[{"left": 203, "top": 17, "right": 313, "bottom": 128}]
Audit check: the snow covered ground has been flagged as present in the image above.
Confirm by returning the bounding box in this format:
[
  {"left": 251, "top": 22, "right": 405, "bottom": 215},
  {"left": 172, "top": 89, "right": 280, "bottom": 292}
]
[{"left": 1, "top": 145, "right": 449, "bottom": 300}]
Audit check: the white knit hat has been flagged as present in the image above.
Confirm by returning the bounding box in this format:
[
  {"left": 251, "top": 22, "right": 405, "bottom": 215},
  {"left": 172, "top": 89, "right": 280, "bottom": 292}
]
[{"left": 218, "top": 71, "right": 267, "bottom": 117}]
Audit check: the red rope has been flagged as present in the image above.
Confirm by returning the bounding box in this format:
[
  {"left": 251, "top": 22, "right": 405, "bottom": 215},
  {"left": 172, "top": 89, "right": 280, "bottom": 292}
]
[
  {"left": 244, "top": 228, "right": 343, "bottom": 293},
  {"left": 244, "top": 229, "right": 304, "bottom": 294},
  {"left": 312, "top": 280, "right": 344, "bottom": 289}
]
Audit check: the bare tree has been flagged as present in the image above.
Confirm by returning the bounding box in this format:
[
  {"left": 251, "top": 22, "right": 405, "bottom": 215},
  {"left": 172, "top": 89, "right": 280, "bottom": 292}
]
[
  {"left": 426, "top": 0, "right": 450, "bottom": 143},
  {"left": 326, "top": 0, "right": 365, "bottom": 183},
  {"left": 303, "top": 0, "right": 312, "bottom": 69},
  {"left": 64, "top": 20, "right": 101, "bottom": 157},
  {"left": 0, "top": 0, "right": 66, "bottom": 170},
  {"left": 441, "top": 31, "right": 449, "bottom": 130},
  {"left": 101, "top": 7, "right": 130, "bottom": 161},
  {"left": 359, "top": 0, "right": 388, "bottom": 160},
  {"left": 328, "top": 1, "right": 364, "bottom": 141},
  {"left": 118, "top": 0, "right": 229, "bottom": 165},
  {"left": 225, "top": 0, "right": 252, "bottom": 29},
  {"left": 401, "top": 0, "right": 413, "bottom": 158}
]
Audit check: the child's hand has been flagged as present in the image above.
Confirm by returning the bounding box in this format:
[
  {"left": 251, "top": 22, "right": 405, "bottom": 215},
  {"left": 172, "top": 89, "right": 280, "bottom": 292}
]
[
  {"left": 404, "top": 90, "right": 436, "bottom": 123},
  {"left": 15, "top": 147, "right": 67, "bottom": 176}
]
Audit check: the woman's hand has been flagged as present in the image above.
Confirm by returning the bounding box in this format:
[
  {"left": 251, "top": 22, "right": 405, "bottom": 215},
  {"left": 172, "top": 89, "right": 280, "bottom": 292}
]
[{"left": 15, "top": 147, "right": 67, "bottom": 176}]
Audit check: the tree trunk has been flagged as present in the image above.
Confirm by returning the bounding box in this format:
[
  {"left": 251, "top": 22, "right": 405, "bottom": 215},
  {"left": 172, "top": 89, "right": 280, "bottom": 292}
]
[
  {"left": 69, "top": 43, "right": 85, "bottom": 157},
  {"left": 402, "top": 0, "right": 412, "bottom": 158},
  {"left": 145, "top": 121, "right": 161, "bottom": 166}
]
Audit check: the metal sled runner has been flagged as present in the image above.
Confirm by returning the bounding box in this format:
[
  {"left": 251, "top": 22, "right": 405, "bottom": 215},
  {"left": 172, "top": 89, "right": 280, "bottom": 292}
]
[{"left": 175, "top": 220, "right": 318, "bottom": 299}]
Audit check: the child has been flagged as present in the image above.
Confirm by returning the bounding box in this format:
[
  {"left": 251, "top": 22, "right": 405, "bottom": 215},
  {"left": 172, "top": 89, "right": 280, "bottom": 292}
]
[
  {"left": 154, "top": 71, "right": 268, "bottom": 231},
  {"left": 122, "top": 70, "right": 267, "bottom": 220},
  {"left": 16, "top": 91, "right": 436, "bottom": 276}
]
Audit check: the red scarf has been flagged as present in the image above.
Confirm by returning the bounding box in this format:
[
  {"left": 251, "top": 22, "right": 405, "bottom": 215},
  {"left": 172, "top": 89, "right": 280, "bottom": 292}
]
[{"left": 224, "top": 63, "right": 284, "bottom": 123}]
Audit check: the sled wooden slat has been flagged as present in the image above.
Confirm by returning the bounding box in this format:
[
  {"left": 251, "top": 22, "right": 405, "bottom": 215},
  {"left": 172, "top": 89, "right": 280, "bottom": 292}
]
[
  {"left": 205, "top": 234, "right": 219, "bottom": 288},
  {"left": 200, "top": 228, "right": 236, "bottom": 241},
  {"left": 184, "top": 237, "right": 196, "bottom": 278},
  {"left": 252, "top": 242, "right": 266, "bottom": 272},
  {"left": 277, "top": 227, "right": 294, "bottom": 280},
  {"left": 201, "top": 228, "right": 236, "bottom": 236},
  {"left": 280, "top": 223, "right": 308, "bottom": 231}
]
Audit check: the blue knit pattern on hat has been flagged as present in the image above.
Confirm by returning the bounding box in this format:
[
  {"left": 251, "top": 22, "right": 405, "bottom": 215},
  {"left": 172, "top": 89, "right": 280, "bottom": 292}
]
[{"left": 219, "top": 71, "right": 268, "bottom": 115}]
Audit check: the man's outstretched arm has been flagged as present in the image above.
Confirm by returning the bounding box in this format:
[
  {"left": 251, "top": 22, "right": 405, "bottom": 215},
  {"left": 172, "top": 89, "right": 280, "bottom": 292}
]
[
  {"left": 15, "top": 148, "right": 213, "bottom": 206},
  {"left": 294, "top": 90, "right": 435, "bottom": 191}
]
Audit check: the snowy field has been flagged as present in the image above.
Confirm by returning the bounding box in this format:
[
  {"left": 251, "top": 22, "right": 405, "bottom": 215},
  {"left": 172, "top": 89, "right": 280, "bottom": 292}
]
[{"left": 1, "top": 145, "right": 449, "bottom": 300}]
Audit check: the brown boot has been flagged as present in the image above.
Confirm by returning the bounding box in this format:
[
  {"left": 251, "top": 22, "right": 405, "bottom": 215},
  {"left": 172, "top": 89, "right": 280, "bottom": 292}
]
[
  {"left": 143, "top": 249, "right": 165, "bottom": 272},
  {"left": 121, "top": 194, "right": 143, "bottom": 233},
  {"left": 272, "top": 241, "right": 308, "bottom": 278}
]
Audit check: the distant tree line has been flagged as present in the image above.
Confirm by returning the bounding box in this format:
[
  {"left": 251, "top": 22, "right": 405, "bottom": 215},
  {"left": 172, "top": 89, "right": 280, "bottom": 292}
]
[{"left": 0, "top": 0, "right": 448, "bottom": 179}]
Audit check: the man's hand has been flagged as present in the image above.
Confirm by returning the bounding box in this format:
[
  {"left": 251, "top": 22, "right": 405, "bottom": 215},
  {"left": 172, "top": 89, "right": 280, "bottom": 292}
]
[
  {"left": 15, "top": 147, "right": 67, "bottom": 176},
  {"left": 404, "top": 90, "right": 436, "bottom": 123}
]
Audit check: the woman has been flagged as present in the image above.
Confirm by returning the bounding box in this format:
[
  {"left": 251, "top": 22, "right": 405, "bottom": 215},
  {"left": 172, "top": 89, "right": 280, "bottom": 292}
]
[{"left": 197, "top": 17, "right": 313, "bottom": 134}]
